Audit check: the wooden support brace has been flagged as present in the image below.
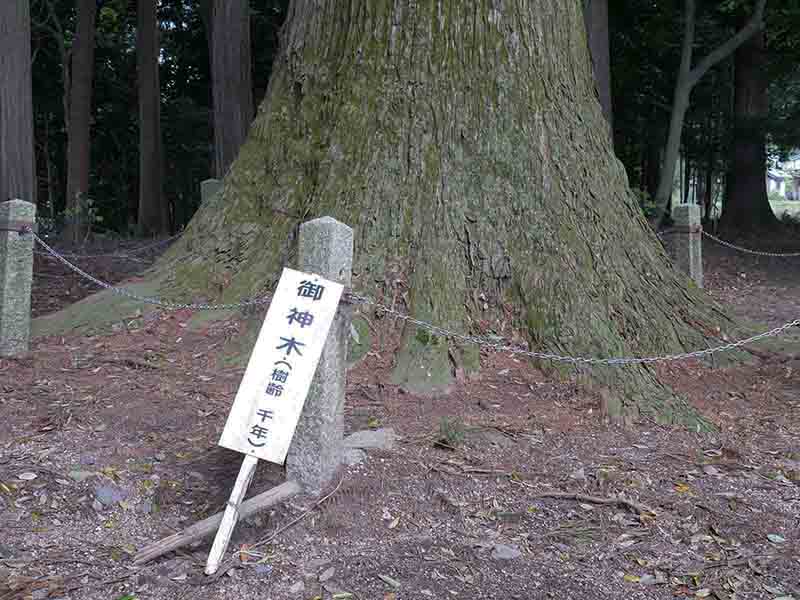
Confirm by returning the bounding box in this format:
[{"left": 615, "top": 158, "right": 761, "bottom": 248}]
[{"left": 132, "top": 479, "right": 301, "bottom": 566}]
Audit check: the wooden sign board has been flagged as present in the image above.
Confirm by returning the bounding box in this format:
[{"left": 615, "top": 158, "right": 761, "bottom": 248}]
[{"left": 218, "top": 267, "right": 343, "bottom": 464}]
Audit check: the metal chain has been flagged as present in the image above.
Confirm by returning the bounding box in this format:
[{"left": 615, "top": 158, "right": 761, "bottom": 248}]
[
  {"left": 22, "top": 228, "right": 800, "bottom": 365},
  {"left": 702, "top": 230, "right": 800, "bottom": 257},
  {"left": 346, "top": 293, "right": 800, "bottom": 365},
  {"left": 31, "top": 231, "right": 273, "bottom": 311},
  {"left": 34, "top": 232, "right": 182, "bottom": 260}
]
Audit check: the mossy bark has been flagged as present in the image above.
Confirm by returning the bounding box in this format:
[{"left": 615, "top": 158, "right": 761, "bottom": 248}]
[{"left": 156, "top": 0, "right": 739, "bottom": 425}]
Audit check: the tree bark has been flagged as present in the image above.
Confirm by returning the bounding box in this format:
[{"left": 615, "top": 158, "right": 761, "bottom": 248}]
[
  {"left": 64, "top": 0, "right": 97, "bottom": 244},
  {"left": 0, "top": 0, "right": 36, "bottom": 205},
  {"left": 198, "top": 0, "right": 215, "bottom": 176},
  {"left": 211, "top": 0, "right": 253, "bottom": 179},
  {"left": 137, "top": 0, "right": 168, "bottom": 235},
  {"left": 583, "top": 0, "right": 612, "bottom": 133},
  {"left": 720, "top": 26, "right": 777, "bottom": 231},
  {"left": 653, "top": 0, "right": 767, "bottom": 225},
  {"left": 150, "top": 0, "right": 748, "bottom": 425}
]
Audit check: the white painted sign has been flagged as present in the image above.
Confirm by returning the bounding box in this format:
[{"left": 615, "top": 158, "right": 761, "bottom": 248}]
[{"left": 218, "top": 268, "right": 343, "bottom": 464}]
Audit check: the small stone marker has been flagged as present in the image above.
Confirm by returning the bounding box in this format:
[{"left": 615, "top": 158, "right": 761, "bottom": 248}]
[
  {"left": 200, "top": 178, "right": 222, "bottom": 205},
  {"left": 286, "top": 217, "right": 354, "bottom": 495},
  {"left": 0, "top": 199, "right": 36, "bottom": 357},
  {"left": 207, "top": 266, "right": 343, "bottom": 575},
  {"left": 673, "top": 203, "right": 703, "bottom": 289}
]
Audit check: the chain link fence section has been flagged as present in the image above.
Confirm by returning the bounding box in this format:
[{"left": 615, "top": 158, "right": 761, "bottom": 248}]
[
  {"left": 34, "top": 232, "right": 182, "bottom": 261},
  {"left": 31, "top": 231, "right": 273, "bottom": 311},
  {"left": 346, "top": 295, "right": 800, "bottom": 366},
  {"left": 701, "top": 230, "right": 800, "bottom": 257},
  {"left": 20, "top": 228, "right": 800, "bottom": 365}
]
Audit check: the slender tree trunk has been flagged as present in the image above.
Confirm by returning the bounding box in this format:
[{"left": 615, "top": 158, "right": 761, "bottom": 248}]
[
  {"left": 720, "top": 27, "right": 777, "bottom": 231},
  {"left": 146, "top": 0, "right": 749, "bottom": 426},
  {"left": 137, "top": 0, "right": 168, "bottom": 235},
  {"left": 683, "top": 147, "right": 692, "bottom": 204},
  {"left": 645, "top": 133, "right": 661, "bottom": 202},
  {"left": 211, "top": 0, "right": 253, "bottom": 179},
  {"left": 0, "top": 0, "right": 36, "bottom": 205},
  {"left": 653, "top": 0, "right": 767, "bottom": 225},
  {"left": 44, "top": 114, "right": 56, "bottom": 219},
  {"left": 583, "top": 0, "right": 612, "bottom": 133},
  {"left": 198, "top": 0, "right": 215, "bottom": 176},
  {"left": 703, "top": 134, "right": 714, "bottom": 221},
  {"left": 64, "top": 0, "right": 97, "bottom": 243}
]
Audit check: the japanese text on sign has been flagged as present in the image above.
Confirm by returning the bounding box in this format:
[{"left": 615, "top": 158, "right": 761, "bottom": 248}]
[{"left": 218, "top": 268, "right": 343, "bottom": 463}]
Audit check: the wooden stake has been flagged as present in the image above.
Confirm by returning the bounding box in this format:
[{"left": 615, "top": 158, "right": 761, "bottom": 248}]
[{"left": 205, "top": 455, "right": 259, "bottom": 574}]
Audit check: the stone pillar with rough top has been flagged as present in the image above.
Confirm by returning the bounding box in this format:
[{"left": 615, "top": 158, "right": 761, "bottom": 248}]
[
  {"left": 673, "top": 203, "right": 703, "bottom": 288},
  {"left": 286, "top": 216, "right": 353, "bottom": 495},
  {"left": 0, "top": 200, "right": 36, "bottom": 357},
  {"left": 201, "top": 178, "right": 222, "bottom": 205}
]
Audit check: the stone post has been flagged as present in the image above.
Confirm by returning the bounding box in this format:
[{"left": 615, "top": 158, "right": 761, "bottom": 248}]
[
  {"left": 286, "top": 216, "right": 353, "bottom": 495},
  {"left": 0, "top": 200, "right": 36, "bottom": 357},
  {"left": 673, "top": 203, "right": 703, "bottom": 288},
  {"left": 201, "top": 178, "right": 222, "bottom": 205}
]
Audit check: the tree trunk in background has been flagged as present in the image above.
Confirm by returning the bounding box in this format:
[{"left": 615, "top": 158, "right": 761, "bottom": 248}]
[
  {"left": 64, "top": 0, "right": 97, "bottom": 244},
  {"left": 653, "top": 0, "right": 766, "bottom": 225},
  {"left": 645, "top": 136, "right": 661, "bottom": 202},
  {"left": 683, "top": 150, "right": 692, "bottom": 204},
  {"left": 720, "top": 27, "right": 777, "bottom": 231},
  {"left": 198, "top": 0, "right": 215, "bottom": 176},
  {"left": 211, "top": 0, "right": 253, "bottom": 179},
  {"left": 583, "top": 0, "right": 612, "bottom": 133},
  {"left": 154, "top": 0, "right": 745, "bottom": 425},
  {"left": 0, "top": 0, "right": 36, "bottom": 205},
  {"left": 137, "top": 0, "right": 168, "bottom": 235},
  {"left": 44, "top": 115, "right": 56, "bottom": 219}
]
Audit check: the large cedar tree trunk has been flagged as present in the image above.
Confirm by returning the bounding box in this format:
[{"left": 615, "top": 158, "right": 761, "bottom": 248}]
[
  {"left": 211, "top": 0, "right": 253, "bottom": 178},
  {"left": 64, "top": 0, "right": 97, "bottom": 243},
  {"left": 721, "top": 28, "right": 777, "bottom": 231},
  {"left": 137, "top": 0, "right": 168, "bottom": 235},
  {"left": 0, "top": 0, "right": 36, "bottom": 205},
  {"left": 158, "top": 0, "right": 740, "bottom": 424}
]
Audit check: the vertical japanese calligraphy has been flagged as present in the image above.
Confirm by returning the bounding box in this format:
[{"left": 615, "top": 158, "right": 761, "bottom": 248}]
[{"left": 218, "top": 268, "right": 343, "bottom": 463}]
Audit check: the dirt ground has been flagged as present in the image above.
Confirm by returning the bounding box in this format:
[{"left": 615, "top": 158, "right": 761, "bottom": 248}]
[{"left": 1, "top": 233, "right": 799, "bottom": 600}]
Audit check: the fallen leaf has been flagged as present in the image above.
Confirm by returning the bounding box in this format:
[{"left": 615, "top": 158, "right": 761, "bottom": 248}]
[
  {"left": 695, "top": 589, "right": 712, "bottom": 598},
  {"left": 623, "top": 574, "right": 640, "bottom": 583},
  {"left": 378, "top": 574, "right": 401, "bottom": 589},
  {"left": 767, "top": 534, "right": 786, "bottom": 544},
  {"left": 17, "top": 472, "right": 37, "bottom": 481},
  {"left": 101, "top": 466, "right": 120, "bottom": 481},
  {"left": 674, "top": 481, "right": 691, "bottom": 494},
  {"left": 764, "top": 585, "right": 785, "bottom": 595}
]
